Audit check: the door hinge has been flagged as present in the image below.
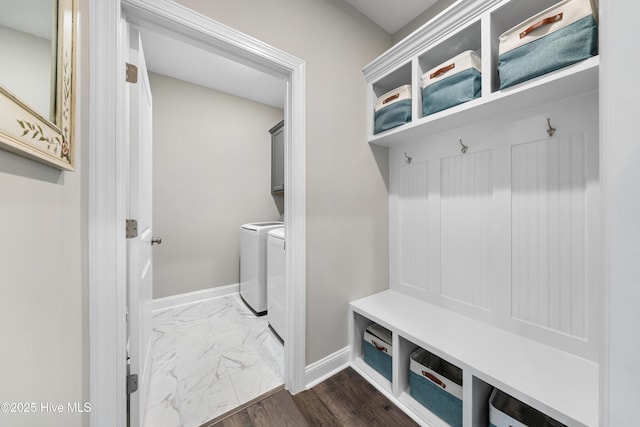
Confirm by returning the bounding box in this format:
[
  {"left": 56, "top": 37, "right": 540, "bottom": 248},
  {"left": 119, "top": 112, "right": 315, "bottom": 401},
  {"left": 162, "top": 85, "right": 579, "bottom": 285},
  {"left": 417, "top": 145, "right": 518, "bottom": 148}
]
[
  {"left": 126, "top": 219, "right": 138, "bottom": 239},
  {"left": 127, "top": 373, "right": 138, "bottom": 394},
  {"left": 126, "top": 63, "right": 138, "bottom": 83}
]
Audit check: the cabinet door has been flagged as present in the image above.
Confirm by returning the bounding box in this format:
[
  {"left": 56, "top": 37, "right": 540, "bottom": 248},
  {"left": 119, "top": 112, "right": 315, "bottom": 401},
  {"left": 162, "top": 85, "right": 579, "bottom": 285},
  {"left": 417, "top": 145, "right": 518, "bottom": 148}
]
[{"left": 270, "top": 120, "right": 284, "bottom": 194}]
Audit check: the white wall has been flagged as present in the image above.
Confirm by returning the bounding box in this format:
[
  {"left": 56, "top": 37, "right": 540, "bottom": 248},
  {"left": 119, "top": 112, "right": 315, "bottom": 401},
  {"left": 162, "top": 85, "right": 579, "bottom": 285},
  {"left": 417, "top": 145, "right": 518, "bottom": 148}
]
[
  {"left": 150, "top": 72, "right": 284, "bottom": 298},
  {"left": 0, "top": 25, "right": 53, "bottom": 120},
  {"left": 0, "top": 0, "right": 88, "bottom": 426},
  {"left": 174, "top": 0, "right": 391, "bottom": 364}
]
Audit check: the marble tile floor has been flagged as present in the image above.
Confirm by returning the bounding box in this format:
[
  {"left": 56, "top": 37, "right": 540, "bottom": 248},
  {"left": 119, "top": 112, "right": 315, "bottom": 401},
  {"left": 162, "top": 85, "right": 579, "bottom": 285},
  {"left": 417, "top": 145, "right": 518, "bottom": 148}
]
[{"left": 143, "top": 294, "right": 284, "bottom": 427}]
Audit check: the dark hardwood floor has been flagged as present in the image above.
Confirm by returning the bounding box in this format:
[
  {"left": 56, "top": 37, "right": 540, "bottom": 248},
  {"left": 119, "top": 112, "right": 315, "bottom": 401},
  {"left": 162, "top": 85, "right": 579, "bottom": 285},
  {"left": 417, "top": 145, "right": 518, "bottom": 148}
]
[{"left": 202, "top": 367, "right": 419, "bottom": 427}]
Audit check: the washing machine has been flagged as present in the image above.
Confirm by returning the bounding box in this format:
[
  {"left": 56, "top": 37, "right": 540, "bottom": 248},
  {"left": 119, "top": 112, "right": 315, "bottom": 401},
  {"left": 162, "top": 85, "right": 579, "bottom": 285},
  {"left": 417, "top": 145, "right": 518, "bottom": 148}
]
[
  {"left": 240, "top": 221, "right": 284, "bottom": 315},
  {"left": 267, "top": 227, "right": 286, "bottom": 341}
]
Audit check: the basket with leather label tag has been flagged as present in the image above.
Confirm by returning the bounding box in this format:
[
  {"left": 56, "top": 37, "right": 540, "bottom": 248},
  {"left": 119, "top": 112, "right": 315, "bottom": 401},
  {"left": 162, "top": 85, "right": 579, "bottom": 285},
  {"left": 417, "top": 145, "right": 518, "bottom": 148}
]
[
  {"left": 374, "top": 85, "right": 412, "bottom": 134},
  {"left": 409, "top": 348, "right": 463, "bottom": 427},
  {"left": 363, "top": 323, "right": 393, "bottom": 381},
  {"left": 421, "top": 50, "right": 481, "bottom": 117},
  {"left": 497, "top": 0, "right": 598, "bottom": 89}
]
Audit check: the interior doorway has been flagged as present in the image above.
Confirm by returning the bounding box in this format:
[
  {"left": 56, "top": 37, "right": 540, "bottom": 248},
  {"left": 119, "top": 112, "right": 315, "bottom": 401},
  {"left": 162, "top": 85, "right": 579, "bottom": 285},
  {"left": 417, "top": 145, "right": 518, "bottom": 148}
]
[
  {"left": 88, "top": 1, "right": 307, "bottom": 426},
  {"left": 138, "top": 25, "right": 288, "bottom": 424}
]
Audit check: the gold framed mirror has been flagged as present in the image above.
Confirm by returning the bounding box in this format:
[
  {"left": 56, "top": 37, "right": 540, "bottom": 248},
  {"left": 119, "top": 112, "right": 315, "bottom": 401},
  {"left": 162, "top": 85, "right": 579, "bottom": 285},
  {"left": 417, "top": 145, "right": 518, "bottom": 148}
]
[{"left": 0, "top": 0, "right": 77, "bottom": 171}]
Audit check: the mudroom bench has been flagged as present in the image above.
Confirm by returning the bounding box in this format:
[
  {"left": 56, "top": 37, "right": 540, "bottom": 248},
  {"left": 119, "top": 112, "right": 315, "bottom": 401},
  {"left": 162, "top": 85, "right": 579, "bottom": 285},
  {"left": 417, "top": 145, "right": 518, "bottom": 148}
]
[{"left": 349, "top": 290, "right": 598, "bottom": 427}]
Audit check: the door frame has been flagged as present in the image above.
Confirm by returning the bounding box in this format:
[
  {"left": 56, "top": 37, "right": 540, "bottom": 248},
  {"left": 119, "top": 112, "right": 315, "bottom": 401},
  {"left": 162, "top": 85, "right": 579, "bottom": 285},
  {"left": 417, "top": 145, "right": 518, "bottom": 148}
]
[{"left": 89, "top": 0, "right": 307, "bottom": 425}]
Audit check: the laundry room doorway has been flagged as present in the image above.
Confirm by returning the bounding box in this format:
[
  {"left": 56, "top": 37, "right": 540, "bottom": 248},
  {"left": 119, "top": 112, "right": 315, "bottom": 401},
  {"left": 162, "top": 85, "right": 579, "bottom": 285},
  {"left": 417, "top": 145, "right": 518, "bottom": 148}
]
[{"left": 88, "top": 1, "right": 307, "bottom": 425}]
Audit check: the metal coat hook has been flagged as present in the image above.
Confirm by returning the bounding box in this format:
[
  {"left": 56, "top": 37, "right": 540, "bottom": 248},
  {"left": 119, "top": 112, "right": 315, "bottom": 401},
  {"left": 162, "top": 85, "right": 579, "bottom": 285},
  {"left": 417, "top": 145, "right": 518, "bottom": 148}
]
[
  {"left": 403, "top": 152, "right": 412, "bottom": 164},
  {"left": 459, "top": 139, "right": 468, "bottom": 154},
  {"left": 546, "top": 118, "right": 556, "bottom": 137}
]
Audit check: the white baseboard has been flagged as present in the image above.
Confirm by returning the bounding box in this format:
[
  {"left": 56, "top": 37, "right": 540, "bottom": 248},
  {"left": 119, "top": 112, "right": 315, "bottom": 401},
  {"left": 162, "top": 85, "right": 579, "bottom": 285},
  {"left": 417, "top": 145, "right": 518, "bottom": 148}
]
[
  {"left": 304, "top": 346, "right": 350, "bottom": 389},
  {"left": 151, "top": 283, "right": 239, "bottom": 312}
]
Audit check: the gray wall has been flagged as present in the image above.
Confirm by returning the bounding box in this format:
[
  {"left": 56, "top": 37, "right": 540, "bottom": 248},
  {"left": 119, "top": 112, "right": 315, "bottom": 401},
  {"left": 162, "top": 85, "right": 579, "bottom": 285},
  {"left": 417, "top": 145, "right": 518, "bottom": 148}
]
[
  {"left": 391, "top": 0, "right": 457, "bottom": 43},
  {"left": 175, "top": 0, "right": 392, "bottom": 364},
  {"left": 150, "top": 72, "right": 284, "bottom": 299},
  {"left": 0, "top": 0, "right": 89, "bottom": 425}
]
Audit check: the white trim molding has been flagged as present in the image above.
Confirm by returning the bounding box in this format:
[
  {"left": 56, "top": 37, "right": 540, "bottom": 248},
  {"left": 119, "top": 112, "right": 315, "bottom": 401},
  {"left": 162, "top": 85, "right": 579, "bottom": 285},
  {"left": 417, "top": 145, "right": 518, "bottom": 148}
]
[
  {"left": 599, "top": 0, "right": 640, "bottom": 425},
  {"left": 284, "top": 56, "right": 307, "bottom": 395},
  {"left": 304, "top": 346, "right": 350, "bottom": 390},
  {"left": 89, "top": 0, "right": 307, "bottom": 423},
  {"left": 363, "top": 0, "right": 503, "bottom": 82},
  {"left": 151, "top": 284, "right": 240, "bottom": 312},
  {"left": 88, "top": 0, "right": 126, "bottom": 426}
]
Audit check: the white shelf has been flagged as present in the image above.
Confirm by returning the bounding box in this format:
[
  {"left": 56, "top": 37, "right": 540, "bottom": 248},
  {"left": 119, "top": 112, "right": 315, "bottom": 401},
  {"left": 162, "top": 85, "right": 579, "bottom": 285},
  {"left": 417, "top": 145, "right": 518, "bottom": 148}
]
[
  {"left": 370, "top": 56, "right": 599, "bottom": 147},
  {"left": 350, "top": 290, "right": 598, "bottom": 427},
  {"left": 360, "top": 0, "right": 601, "bottom": 425}
]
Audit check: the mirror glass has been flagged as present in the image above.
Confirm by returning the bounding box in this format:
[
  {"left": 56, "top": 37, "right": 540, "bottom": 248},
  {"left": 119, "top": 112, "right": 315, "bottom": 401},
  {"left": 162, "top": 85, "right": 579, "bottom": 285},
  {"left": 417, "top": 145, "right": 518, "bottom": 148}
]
[{"left": 0, "top": 0, "right": 57, "bottom": 122}]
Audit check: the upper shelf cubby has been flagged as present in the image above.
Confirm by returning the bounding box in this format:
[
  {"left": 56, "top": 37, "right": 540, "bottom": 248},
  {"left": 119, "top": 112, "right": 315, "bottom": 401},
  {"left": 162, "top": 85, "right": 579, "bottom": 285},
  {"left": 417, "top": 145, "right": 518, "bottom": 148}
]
[
  {"left": 417, "top": 18, "right": 482, "bottom": 121},
  {"left": 372, "top": 62, "right": 412, "bottom": 98},
  {"left": 417, "top": 18, "right": 482, "bottom": 74},
  {"left": 487, "top": 0, "right": 580, "bottom": 92},
  {"left": 364, "top": 0, "right": 600, "bottom": 146}
]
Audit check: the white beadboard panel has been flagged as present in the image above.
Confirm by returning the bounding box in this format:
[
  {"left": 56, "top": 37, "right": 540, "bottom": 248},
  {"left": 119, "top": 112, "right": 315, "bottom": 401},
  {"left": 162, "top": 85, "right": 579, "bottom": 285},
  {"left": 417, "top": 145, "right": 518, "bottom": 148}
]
[
  {"left": 398, "top": 161, "right": 430, "bottom": 291},
  {"left": 386, "top": 92, "right": 599, "bottom": 360},
  {"left": 511, "top": 133, "right": 588, "bottom": 338},
  {"left": 440, "top": 150, "right": 493, "bottom": 309}
]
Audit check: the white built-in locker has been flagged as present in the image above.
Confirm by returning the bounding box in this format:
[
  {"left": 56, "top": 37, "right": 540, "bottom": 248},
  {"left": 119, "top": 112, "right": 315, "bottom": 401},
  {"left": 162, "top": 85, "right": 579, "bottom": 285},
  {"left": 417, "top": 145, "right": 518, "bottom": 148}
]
[{"left": 389, "top": 90, "right": 599, "bottom": 361}]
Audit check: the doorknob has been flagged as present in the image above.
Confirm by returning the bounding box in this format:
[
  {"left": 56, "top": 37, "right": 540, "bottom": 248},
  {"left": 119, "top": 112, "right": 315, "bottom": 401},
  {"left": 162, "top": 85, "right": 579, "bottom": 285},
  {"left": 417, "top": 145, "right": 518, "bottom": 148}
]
[{"left": 151, "top": 237, "right": 162, "bottom": 245}]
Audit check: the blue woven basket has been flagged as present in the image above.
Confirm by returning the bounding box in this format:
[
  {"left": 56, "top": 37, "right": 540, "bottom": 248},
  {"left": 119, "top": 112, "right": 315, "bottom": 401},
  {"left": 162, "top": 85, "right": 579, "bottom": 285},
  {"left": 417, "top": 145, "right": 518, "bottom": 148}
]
[
  {"left": 422, "top": 68, "right": 481, "bottom": 116},
  {"left": 362, "top": 323, "right": 393, "bottom": 382},
  {"left": 421, "top": 50, "right": 481, "bottom": 117},
  {"left": 409, "top": 348, "right": 463, "bottom": 427},
  {"left": 497, "top": 0, "right": 598, "bottom": 89},
  {"left": 374, "top": 85, "right": 412, "bottom": 134},
  {"left": 374, "top": 101, "right": 411, "bottom": 134}
]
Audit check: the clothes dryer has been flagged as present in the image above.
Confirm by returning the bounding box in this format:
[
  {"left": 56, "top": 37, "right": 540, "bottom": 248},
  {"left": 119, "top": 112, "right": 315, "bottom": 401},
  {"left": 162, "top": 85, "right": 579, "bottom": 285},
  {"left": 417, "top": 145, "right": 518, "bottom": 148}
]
[{"left": 240, "top": 222, "right": 284, "bottom": 315}]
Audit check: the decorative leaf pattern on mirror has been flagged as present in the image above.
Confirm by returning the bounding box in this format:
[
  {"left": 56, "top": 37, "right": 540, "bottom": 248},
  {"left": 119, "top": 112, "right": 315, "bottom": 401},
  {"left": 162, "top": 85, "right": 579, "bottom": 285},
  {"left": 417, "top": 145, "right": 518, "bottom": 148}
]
[
  {"left": 62, "top": 53, "right": 71, "bottom": 141},
  {"left": 15, "top": 119, "right": 69, "bottom": 161}
]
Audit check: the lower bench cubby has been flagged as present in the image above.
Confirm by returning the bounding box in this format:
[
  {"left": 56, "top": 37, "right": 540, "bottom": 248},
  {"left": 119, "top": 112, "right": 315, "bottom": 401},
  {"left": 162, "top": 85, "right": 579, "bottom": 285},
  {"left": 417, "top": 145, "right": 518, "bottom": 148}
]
[
  {"left": 409, "top": 347, "right": 463, "bottom": 427},
  {"left": 351, "top": 311, "right": 393, "bottom": 393},
  {"left": 363, "top": 322, "right": 393, "bottom": 382},
  {"left": 471, "top": 376, "right": 567, "bottom": 427},
  {"left": 395, "top": 335, "right": 465, "bottom": 427},
  {"left": 488, "top": 387, "right": 567, "bottom": 427}
]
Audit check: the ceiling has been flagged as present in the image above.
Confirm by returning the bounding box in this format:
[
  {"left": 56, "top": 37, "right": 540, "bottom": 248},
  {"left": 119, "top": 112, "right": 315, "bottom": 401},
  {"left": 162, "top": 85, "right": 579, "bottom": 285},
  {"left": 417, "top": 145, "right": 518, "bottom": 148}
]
[
  {"left": 140, "top": 28, "right": 286, "bottom": 109},
  {"left": 343, "top": 0, "right": 440, "bottom": 34}
]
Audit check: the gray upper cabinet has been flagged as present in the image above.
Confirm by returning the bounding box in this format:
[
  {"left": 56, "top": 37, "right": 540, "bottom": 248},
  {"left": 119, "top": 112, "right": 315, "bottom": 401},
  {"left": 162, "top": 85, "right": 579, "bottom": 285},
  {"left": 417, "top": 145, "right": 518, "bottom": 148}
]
[{"left": 270, "top": 120, "right": 284, "bottom": 194}]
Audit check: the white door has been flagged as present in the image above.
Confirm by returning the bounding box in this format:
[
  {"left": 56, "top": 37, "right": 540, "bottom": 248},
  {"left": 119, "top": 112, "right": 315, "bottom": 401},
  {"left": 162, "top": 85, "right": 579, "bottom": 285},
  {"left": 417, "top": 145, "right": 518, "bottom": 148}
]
[{"left": 127, "top": 25, "right": 154, "bottom": 427}]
